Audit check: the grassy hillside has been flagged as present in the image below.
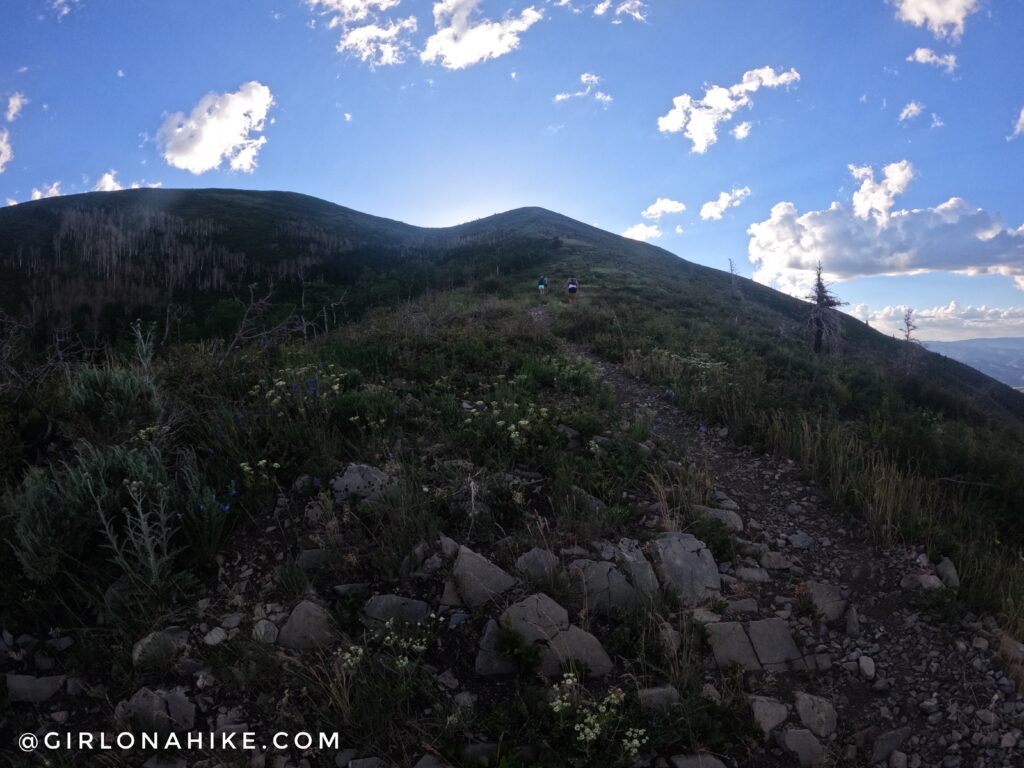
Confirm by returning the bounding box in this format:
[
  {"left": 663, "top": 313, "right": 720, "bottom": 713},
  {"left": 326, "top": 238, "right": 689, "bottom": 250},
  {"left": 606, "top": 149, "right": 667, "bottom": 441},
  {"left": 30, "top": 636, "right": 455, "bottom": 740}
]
[{"left": 1, "top": 189, "right": 1024, "bottom": 763}]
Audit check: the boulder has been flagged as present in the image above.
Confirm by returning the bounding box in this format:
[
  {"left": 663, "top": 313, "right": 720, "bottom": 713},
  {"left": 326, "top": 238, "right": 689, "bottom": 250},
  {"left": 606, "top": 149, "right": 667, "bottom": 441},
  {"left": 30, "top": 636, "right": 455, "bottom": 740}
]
[
  {"left": 331, "top": 463, "right": 392, "bottom": 503},
  {"left": 794, "top": 692, "right": 837, "bottom": 738},
  {"left": 780, "top": 728, "right": 824, "bottom": 767},
  {"left": 747, "top": 618, "right": 806, "bottom": 672},
  {"left": 363, "top": 595, "right": 431, "bottom": 626},
  {"left": 5, "top": 673, "right": 64, "bottom": 704},
  {"left": 616, "top": 538, "right": 660, "bottom": 596},
  {"left": 126, "top": 686, "right": 195, "bottom": 735},
  {"left": 277, "top": 600, "right": 336, "bottom": 650},
  {"left": 803, "top": 581, "right": 847, "bottom": 622},
  {"left": 936, "top": 557, "right": 960, "bottom": 589},
  {"left": 252, "top": 619, "right": 279, "bottom": 644},
  {"left": 870, "top": 726, "right": 910, "bottom": 763},
  {"left": 706, "top": 622, "right": 761, "bottom": 672},
  {"left": 569, "top": 559, "right": 643, "bottom": 612},
  {"left": 515, "top": 547, "right": 560, "bottom": 582},
  {"left": 750, "top": 695, "right": 788, "bottom": 738},
  {"left": 692, "top": 504, "right": 743, "bottom": 532},
  {"left": 452, "top": 546, "right": 516, "bottom": 608},
  {"left": 651, "top": 533, "right": 720, "bottom": 605}
]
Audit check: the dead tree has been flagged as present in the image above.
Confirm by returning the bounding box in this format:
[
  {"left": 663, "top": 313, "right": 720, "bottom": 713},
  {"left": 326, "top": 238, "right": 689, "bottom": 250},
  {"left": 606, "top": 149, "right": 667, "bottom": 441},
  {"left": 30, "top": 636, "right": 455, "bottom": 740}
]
[
  {"left": 900, "top": 307, "right": 920, "bottom": 372},
  {"left": 218, "top": 282, "right": 302, "bottom": 364},
  {"left": 806, "top": 262, "right": 847, "bottom": 354}
]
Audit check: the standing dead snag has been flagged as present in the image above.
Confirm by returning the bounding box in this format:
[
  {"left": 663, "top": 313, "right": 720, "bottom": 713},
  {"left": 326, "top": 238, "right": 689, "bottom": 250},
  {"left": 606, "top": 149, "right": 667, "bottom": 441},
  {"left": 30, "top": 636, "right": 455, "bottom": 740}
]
[
  {"left": 901, "top": 307, "right": 920, "bottom": 372},
  {"left": 806, "top": 262, "right": 846, "bottom": 354}
]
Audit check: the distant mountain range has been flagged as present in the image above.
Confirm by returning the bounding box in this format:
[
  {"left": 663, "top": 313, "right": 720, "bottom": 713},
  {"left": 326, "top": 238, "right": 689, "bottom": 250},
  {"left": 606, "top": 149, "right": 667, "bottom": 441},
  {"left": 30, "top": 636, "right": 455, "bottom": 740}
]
[{"left": 923, "top": 338, "right": 1024, "bottom": 390}]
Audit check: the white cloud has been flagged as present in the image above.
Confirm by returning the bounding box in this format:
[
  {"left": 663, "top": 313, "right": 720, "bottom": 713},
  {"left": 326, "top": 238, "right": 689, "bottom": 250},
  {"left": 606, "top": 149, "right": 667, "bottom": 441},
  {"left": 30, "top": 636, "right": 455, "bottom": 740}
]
[
  {"left": 93, "top": 170, "right": 122, "bottom": 192},
  {"left": 117, "top": 69, "right": 125, "bottom": 78},
  {"left": 31, "top": 181, "right": 62, "bottom": 200},
  {"left": 899, "top": 101, "right": 925, "bottom": 122},
  {"left": 657, "top": 65, "right": 800, "bottom": 153},
  {"left": 421, "top": 0, "right": 543, "bottom": 70},
  {"left": 5, "top": 199, "right": 16, "bottom": 206},
  {"left": 6, "top": 92, "right": 28, "bottom": 122},
  {"left": 339, "top": 16, "right": 418, "bottom": 65},
  {"left": 850, "top": 160, "right": 914, "bottom": 223},
  {"left": 931, "top": 112, "right": 944, "bottom": 128},
  {"left": 307, "top": 0, "right": 401, "bottom": 23},
  {"left": 50, "top": 0, "right": 79, "bottom": 18},
  {"left": 0, "top": 129, "right": 11, "bottom": 174},
  {"left": 158, "top": 81, "right": 274, "bottom": 174},
  {"left": 594, "top": 0, "right": 646, "bottom": 21},
  {"left": 344, "top": 112, "right": 353, "bottom": 121},
  {"left": 891, "top": 0, "right": 979, "bottom": 40},
  {"left": 853, "top": 302, "right": 1024, "bottom": 341},
  {"left": 906, "top": 47, "right": 957, "bottom": 73},
  {"left": 1009, "top": 107, "right": 1024, "bottom": 141},
  {"left": 674, "top": 225, "right": 684, "bottom": 234},
  {"left": 747, "top": 162, "right": 1024, "bottom": 296},
  {"left": 732, "top": 121, "right": 752, "bottom": 140},
  {"left": 641, "top": 197, "right": 686, "bottom": 220},
  {"left": 554, "top": 72, "right": 612, "bottom": 105},
  {"left": 621, "top": 223, "right": 662, "bottom": 242},
  {"left": 700, "top": 186, "right": 751, "bottom": 221}
]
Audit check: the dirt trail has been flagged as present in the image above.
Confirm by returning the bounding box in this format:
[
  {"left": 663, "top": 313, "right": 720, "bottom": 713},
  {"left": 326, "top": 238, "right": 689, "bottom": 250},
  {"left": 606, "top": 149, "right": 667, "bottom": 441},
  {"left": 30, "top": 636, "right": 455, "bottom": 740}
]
[{"left": 535, "top": 303, "right": 1024, "bottom": 767}]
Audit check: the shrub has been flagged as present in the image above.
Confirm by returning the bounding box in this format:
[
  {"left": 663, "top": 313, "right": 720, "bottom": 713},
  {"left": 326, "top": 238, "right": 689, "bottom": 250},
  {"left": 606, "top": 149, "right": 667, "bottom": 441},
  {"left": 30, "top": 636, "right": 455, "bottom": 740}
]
[{"left": 67, "top": 366, "right": 158, "bottom": 439}]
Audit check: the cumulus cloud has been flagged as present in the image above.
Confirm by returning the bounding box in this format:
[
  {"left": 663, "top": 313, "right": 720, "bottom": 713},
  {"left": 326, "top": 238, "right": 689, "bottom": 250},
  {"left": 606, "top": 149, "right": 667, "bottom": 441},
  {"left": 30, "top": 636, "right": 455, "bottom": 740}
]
[
  {"left": 891, "top": 0, "right": 979, "bottom": 40},
  {"left": 731, "top": 121, "right": 752, "bottom": 140},
  {"left": 700, "top": 186, "right": 751, "bottom": 221},
  {"left": 340, "top": 17, "right": 418, "bottom": 65},
  {"left": 906, "top": 47, "right": 957, "bottom": 73},
  {"left": 554, "top": 72, "right": 612, "bottom": 105},
  {"left": 31, "top": 181, "right": 62, "bottom": 200},
  {"left": 0, "top": 129, "right": 11, "bottom": 174},
  {"left": 307, "top": 0, "right": 401, "bottom": 23},
  {"left": 621, "top": 223, "right": 662, "bottom": 242},
  {"left": 92, "top": 170, "right": 162, "bottom": 191},
  {"left": 594, "top": 0, "right": 647, "bottom": 22},
  {"left": 899, "top": 101, "right": 925, "bottom": 122},
  {"left": 1009, "top": 107, "right": 1024, "bottom": 141},
  {"left": 657, "top": 65, "right": 800, "bottom": 154},
  {"left": 641, "top": 197, "right": 686, "bottom": 220},
  {"left": 421, "top": 0, "right": 543, "bottom": 70},
  {"left": 158, "top": 81, "right": 274, "bottom": 174},
  {"left": 852, "top": 302, "right": 1024, "bottom": 341},
  {"left": 6, "top": 92, "right": 28, "bottom": 122},
  {"left": 747, "top": 161, "right": 1024, "bottom": 296}
]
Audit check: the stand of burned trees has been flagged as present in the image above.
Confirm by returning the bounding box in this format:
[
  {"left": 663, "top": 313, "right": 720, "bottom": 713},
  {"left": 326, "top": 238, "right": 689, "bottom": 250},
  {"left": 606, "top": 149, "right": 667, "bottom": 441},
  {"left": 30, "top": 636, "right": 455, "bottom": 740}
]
[{"left": 806, "top": 262, "right": 846, "bottom": 354}]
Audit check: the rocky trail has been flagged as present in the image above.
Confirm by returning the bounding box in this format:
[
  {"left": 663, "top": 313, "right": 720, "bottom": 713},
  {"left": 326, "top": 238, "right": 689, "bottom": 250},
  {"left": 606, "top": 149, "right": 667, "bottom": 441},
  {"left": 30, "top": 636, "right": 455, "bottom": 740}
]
[{"left": 563, "top": 327, "right": 1024, "bottom": 767}]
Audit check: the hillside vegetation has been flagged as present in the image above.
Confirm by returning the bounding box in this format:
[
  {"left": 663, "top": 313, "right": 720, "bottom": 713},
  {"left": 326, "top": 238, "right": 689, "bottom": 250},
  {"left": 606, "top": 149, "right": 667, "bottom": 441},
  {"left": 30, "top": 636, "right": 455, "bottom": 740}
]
[{"left": 1, "top": 190, "right": 1023, "bottom": 765}]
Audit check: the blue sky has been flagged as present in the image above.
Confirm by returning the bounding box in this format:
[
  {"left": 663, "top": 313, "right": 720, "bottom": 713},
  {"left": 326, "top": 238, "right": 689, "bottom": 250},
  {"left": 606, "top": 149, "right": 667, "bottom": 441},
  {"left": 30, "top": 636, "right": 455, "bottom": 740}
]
[{"left": 1, "top": 0, "right": 1022, "bottom": 339}]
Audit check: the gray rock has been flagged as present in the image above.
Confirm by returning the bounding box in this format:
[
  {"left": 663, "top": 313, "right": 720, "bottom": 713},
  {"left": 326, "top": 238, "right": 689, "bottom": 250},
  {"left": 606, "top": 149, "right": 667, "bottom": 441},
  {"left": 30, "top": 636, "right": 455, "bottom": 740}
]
[
  {"left": 669, "top": 756, "right": 728, "bottom": 768},
  {"left": 5, "top": 673, "right": 64, "bottom": 703},
  {"left": 127, "top": 686, "right": 194, "bottom": 734},
  {"left": 452, "top": 546, "right": 516, "bottom": 608},
  {"left": 638, "top": 685, "right": 680, "bottom": 712},
  {"left": 569, "top": 559, "right": 642, "bottom": 612},
  {"left": 735, "top": 566, "right": 771, "bottom": 583},
  {"left": 516, "top": 547, "right": 560, "bottom": 582},
  {"left": 845, "top": 605, "right": 861, "bottom": 638},
  {"left": 252, "top": 618, "right": 279, "bottom": 644},
  {"left": 787, "top": 531, "right": 814, "bottom": 550},
  {"left": 331, "top": 463, "right": 392, "bottom": 503},
  {"left": 297, "top": 548, "right": 331, "bottom": 571},
  {"left": 616, "top": 538, "right": 659, "bottom": 596},
  {"left": 900, "top": 573, "right": 943, "bottom": 591},
  {"left": 859, "top": 655, "right": 876, "bottom": 679},
  {"left": 439, "top": 534, "right": 460, "bottom": 560},
  {"left": 936, "top": 557, "right": 960, "bottom": 589},
  {"left": 748, "top": 618, "right": 806, "bottom": 672},
  {"left": 556, "top": 424, "right": 581, "bottom": 448},
  {"left": 750, "top": 695, "right": 788, "bottom": 737},
  {"left": 572, "top": 485, "right": 607, "bottom": 513},
  {"left": 692, "top": 504, "right": 744, "bottom": 532},
  {"left": 652, "top": 533, "right": 721, "bottom": 605},
  {"left": 363, "top": 595, "right": 431, "bottom": 626},
  {"left": 277, "top": 600, "right": 336, "bottom": 650},
  {"left": 794, "top": 692, "right": 837, "bottom": 738},
  {"left": 760, "top": 551, "right": 792, "bottom": 570},
  {"left": 724, "top": 598, "right": 759, "bottom": 617},
  {"left": 803, "top": 581, "right": 847, "bottom": 622},
  {"left": 475, "top": 593, "right": 612, "bottom": 678},
  {"left": 132, "top": 631, "right": 178, "bottom": 670},
  {"left": 871, "top": 726, "right": 911, "bottom": 763},
  {"left": 706, "top": 622, "right": 761, "bottom": 671},
  {"left": 781, "top": 728, "right": 824, "bottom": 766},
  {"left": 203, "top": 626, "right": 227, "bottom": 646}
]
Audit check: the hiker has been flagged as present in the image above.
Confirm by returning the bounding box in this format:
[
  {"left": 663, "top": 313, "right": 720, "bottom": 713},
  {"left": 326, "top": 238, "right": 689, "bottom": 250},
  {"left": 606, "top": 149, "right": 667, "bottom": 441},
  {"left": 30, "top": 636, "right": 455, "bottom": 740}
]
[
  {"left": 537, "top": 275, "right": 548, "bottom": 294},
  {"left": 566, "top": 275, "right": 578, "bottom": 304}
]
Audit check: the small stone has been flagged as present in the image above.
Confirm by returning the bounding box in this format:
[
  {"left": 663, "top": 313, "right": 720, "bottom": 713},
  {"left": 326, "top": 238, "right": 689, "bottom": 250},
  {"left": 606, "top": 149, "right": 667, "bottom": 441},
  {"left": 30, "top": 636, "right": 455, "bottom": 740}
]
[
  {"left": 203, "top": 627, "right": 227, "bottom": 646},
  {"left": 781, "top": 728, "right": 824, "bottom": 766},
  {"left": 515, "top": 547, "right": 560, "bottom": 582},
  {"left": 859, "top": 655, "right": 876, "bottom": 680},
  {"left": 363, "top": 595, "right": 431, "bottom": 626},
  {"left": 252, "top": 619, "right": 279, "bottom": 644},
  {"left": 639, "top": 685, "right": 680, "bottom": 712},
  {"left": 452, "top": 546, "right": 516, "bottom": 608},
  {"left": 277, "top": 600, "right": 336, "bottom": 651},
  {"left": 750, "top": 695, "right": 788, "bottom": 738},
  {"left": 871, "top": 727, "right": 911, "bottom": 764},
  {"left": 5, "top": 673, "right": 64, "bottom": 704},
  {"left": 794, "top": 692, "right": 837, "bottom": 738},
  {"left": 936, "top": 557, "right": 960, "bottom": 589},
  {"left": 787, "top": 532, "right": 813, "bottom": 550}
]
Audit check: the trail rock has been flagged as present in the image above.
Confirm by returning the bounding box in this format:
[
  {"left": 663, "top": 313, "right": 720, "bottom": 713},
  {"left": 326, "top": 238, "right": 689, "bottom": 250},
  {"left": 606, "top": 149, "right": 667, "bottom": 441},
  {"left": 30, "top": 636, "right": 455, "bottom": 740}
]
[
  {"left": 692, "top": 504, "right": 743, "bottom": 532},
  {"left": 363, "top": 595, "right": 431, "bottom": 626},
  {"left": 787, "top": 532, "right": 813, "bottom": 550},
  {"left": 803, "top": 581, "right": 847, "bottom": 622},
  {"left": 748, "top": 618, "right": 805, "bottom": 672},
  {"left": 652, "top": 533, "right": 720, "bottom": 605},
  {"left": 707, "top": 622, "right": 761, "bottom": 672},
  {"left": 452, "top": 546, "right": 516, "bottom": 608},
  {"left": 277, "top": 600, "right": 336, "bottom": 650},
  {"left": 794, "top": 692, "right": 837, "bottom": 738},
  {"left": 331, "top": 463, "right": 391, "bottom": 503},
  {"left": 5, "top": 673, "right": 64, "bottom": 704},
  {"left": 750, "top": 695, "right": 788, "bottom": 738},
  {"left": 760, "top": 551, "right": 792, "bottom": 570},
  {"left": 569, "top": 559, "right": 642, "bottom": 611},
  {"left": 781, "top": 728, "right": 824, "bottom": 766},
  {"left": 515, "top": 547, "right": 560, "bottom": 582},
  {"left": 735, "top": 566, "right": 770, "bottom": 583},
  {"left": 871, "top": 726, "right": 911, "bottom": 763},
  {"left": 936, "top": 557, "right": 960, "bottom": 589}
]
